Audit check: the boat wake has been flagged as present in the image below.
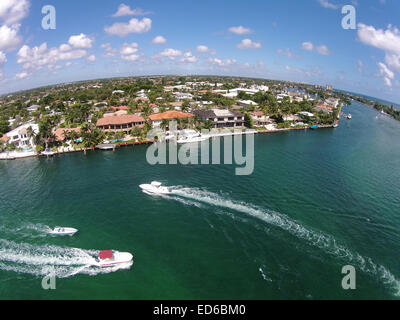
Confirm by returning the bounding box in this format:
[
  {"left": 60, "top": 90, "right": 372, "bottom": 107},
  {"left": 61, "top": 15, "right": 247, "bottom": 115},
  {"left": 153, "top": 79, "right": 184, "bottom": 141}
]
[
  {"left": 0, "top": 239, "right": 132, "bottom": 278},
  {"left": 166, "top": 187, "right": 400, "bottom": 296}
]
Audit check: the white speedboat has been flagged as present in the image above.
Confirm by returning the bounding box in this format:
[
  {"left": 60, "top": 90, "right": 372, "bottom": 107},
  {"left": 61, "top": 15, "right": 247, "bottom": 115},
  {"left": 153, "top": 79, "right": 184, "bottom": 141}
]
[
  {"left": 49, "top": 227, "right": 78, "bottom": 236},
  {"left": 139, "top": 181, "right": 171, "bottom": 194},
  {"left": 176, "top": 130, "right": 209, "bottom": 144},
  {"left": 347, "top": 114, "right": 352, "bottom": 119},
  {"left": 41, "top": 149, "right": 55, "bottom": 156},
  {"left": 96, "top": 250, "right": 133, "bottom": 267}
]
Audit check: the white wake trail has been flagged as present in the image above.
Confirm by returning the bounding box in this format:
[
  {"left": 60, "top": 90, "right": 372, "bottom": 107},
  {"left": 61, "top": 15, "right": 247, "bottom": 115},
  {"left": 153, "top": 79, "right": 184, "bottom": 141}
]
[
  {"left": 169, "top": 187, "right": 400, "bottom": 296},
  {"left": 0, "top": 239, "right": 132, "bottom": 278}
]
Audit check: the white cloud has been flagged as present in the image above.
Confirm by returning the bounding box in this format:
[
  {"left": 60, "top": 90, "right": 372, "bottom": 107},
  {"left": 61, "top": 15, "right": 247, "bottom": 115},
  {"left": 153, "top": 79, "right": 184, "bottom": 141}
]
[
  {"left": 301, "top": 42, "right": 314, "bottom": 51},
  {"left": 358, "top": 23, "right": 400, "bottom": 79},
  {"left": 358, "top": 23, "right": 400, "bottom": 54},
  {"left": 0, "top": 24, "right": 22, "bottom": 51},
  {"left": 209, "top": 58, "right": 237, "bottom": 67},
  {"left": 197, "top": 45, "right": 209, "bottom": 53},
  {"left": 104, "top": 18, "right": 152, "bottom": 37},
  {"left": 120, "top": 42, "right": 139, "bottom": 55},
  {"left": 180, "top": 52, "right": 198, "bottom": 63},
  {"left": 152, "top": 35, "right": 166, "bottom": 44},
  {"left": 317, "top": 0, "right": 339, "bottom": 9},
  {"left": 301, "top": 41, "right": 331, "bottom": 55},
  {"left": 228, "top": 26, "right": 253, "bottom": 35},
  {"left": 112, "top": 4, "right": 152, "bottom": 17},
  {"left": 277, "top": 48, "right": 299, "bottom": 58},
  {"left": 378, "top": 62, "right": 394, "bottom": 87},
  {"left": 68, "top": 33, "right": 93, "bottom": 49},
  {"left": 87, "top": 55, "right": 96, "bottom": 62},
  {"left": 0, "top": 51, "right": 6, "bottom": 67},
  {"left": 316, "top": 45, "right": 331, "bottom": 55},
  {"left": 101, "top": 43, "right": 117, "bottom": 58},
  {"left": 159, "top": 48, "right": 182, "bottom": 60},
  {"left": 0, "top": 0, "right": 30, "bottom": 25},
  {"left": 16, "top": 38, "right": 90, "bottom": 73},
  {"left": 119, "top": 43, "right": 140, "bottom": 62},
  {"left": 237, "top": 39, "right": 261, "bottom": 50},
  {"left": 15, "top": 71, "right": 29, "bottom": 79},
  {"left": 196, "top": 45, "right": 216, "bottom": 55}
]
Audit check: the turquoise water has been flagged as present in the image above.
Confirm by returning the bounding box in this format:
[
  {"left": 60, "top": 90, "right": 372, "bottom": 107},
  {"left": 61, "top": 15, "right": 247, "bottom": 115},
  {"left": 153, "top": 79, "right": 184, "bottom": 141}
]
[{"left": 0, "top": 102, "right": 399, "bottom": 299}]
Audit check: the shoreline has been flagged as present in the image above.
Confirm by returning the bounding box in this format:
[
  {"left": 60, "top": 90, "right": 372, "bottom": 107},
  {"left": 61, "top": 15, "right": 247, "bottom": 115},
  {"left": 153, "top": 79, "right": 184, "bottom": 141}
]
[{"left": 0, "top": 124, "right": 338, "bottom": 161}]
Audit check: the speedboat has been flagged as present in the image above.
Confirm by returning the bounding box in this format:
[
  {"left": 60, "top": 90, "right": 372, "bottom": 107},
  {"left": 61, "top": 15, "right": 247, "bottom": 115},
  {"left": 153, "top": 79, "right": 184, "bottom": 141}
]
[
  {"left": 96, "top": 250, "right": 133, "bottom": 267},
  {"left": 347, "top": 114, "right": 352, "bottom": 119},
  {"left": 176, "top": 130, "right": 209, "bottom": 144},
  {"left": 139, "top": 181, "right": 171, "bottom": 194},
  {"left": 42, "top": 148, "right": 55, "bottom": 156},
  {"left": 49, "top": 227, "right": 78, "bottom": 236}
]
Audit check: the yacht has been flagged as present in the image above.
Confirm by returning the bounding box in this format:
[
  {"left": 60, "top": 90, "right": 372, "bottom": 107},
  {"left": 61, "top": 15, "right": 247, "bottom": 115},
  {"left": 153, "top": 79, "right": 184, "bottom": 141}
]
[
  {"left": 49, "top": 227, "right": 78, "bottom": 236},
  {"left": 139, "top": 181, "right": 171, "bottom": 195},
  {"left": 176, "top": 130, "right": 209, "bottom": 144},
  {"left": 96, "top": 250, "right": 133, "bottom": 267},
  {"left": 41, "top": 148, "right": 55, "bottom": 156}
]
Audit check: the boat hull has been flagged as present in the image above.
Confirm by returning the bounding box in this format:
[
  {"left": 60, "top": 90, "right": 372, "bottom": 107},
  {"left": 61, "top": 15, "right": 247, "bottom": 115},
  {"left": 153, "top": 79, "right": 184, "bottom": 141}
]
[
  {"left": 49, "top": 227, "right": 78, "bottom": 236},
  {"left": 98, "top": 252, "right": 133, "bottom": 267}
]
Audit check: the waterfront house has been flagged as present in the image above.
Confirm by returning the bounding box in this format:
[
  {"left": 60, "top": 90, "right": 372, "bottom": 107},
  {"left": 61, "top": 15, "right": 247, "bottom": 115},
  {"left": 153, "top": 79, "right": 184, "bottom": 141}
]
[
  {"left": 149, "top": 110, "right": 195, "bottom": 128},
  {"left": 194, "top": 109, "right": 245, "bottom": 128},
  {"left": 5, "top": 123, "right": 39, "bottom": 149},
  {"left": 53, "top": 128, "right": 81, "bottom": 142},
  {"left": 97, "top": 114, "right": 145, "bottom": 134},
  {"left": 249, "top": 111, "right": 270, "bottom": 127}
]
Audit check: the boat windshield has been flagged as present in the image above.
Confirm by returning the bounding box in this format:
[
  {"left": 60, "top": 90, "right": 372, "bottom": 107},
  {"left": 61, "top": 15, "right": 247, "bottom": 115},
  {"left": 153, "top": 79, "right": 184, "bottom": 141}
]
[{"left": 151, "top": 181, "right": 162, "bottom": 187}]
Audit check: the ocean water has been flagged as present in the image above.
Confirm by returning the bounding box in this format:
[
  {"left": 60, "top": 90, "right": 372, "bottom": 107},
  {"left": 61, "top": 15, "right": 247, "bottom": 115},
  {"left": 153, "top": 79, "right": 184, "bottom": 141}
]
[{"left": 0, "top": 102, "right": 399, "bottom": 300}]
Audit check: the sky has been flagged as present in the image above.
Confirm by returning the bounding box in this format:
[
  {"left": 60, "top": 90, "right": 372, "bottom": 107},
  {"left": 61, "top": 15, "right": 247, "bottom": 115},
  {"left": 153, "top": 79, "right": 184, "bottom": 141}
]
[{"left": 0, "top": 0, "right": 400, "bottom": 103}]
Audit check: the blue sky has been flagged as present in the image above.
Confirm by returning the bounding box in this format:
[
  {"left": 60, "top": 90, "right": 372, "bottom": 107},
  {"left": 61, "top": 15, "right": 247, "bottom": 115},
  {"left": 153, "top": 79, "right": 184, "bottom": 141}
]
[{"left": 0, "top": 0, "right": 400, "bottom": 103}]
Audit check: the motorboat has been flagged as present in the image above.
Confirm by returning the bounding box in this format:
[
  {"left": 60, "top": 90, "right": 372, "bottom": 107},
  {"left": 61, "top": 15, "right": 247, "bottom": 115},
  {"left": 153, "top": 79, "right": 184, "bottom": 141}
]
[
  {"left": 96, "top": 143, "right": 117, "bottom": 150},
  {"left": 176, "top": 130, "right": 209, "bottom": 144},
  {"left": 139, "top": 181, "right": 171, "bottom": 194},
  {"left": 49, "top": 227, "right": 78, "bottom": 236},
  {"left": 41, "top": 148, "right": 55, "bottom": 156},
  {"left": 310, "top": 125, "right": 319, "bottom": 129},
  {"left": 96, "top": 250, "right": 133, "bottom": 267},
  {"left": 347, "top": 114, "right": 352, "bottom": 119}
]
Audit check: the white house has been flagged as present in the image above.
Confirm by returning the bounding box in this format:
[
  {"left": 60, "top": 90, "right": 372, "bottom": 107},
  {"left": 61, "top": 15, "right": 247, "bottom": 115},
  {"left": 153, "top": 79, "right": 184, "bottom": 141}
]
[{"left": 6, "top": 123, "right": 39, "bottom": 149}]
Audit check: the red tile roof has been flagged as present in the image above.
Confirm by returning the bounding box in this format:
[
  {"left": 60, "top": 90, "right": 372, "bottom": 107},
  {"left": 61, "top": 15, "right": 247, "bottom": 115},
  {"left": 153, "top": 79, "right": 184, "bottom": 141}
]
[
  {"left": 97, "top": 114, "right": 145, "bottom": 126},
  {"left": 111, "top": 106, "right": 129, "bottom": 110},
  {"left": 54, "top": 128, "right": 81, "bottom": 141},
  {"left": 149, "top": 110, "right": 194, "bottom": 121}
]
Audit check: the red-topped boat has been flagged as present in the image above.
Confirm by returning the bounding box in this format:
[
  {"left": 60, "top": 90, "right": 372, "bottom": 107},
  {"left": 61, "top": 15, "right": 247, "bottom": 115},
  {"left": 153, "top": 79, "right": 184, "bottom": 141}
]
[{"left": 97, "top": 250, "right": 133, "bottom": 267}]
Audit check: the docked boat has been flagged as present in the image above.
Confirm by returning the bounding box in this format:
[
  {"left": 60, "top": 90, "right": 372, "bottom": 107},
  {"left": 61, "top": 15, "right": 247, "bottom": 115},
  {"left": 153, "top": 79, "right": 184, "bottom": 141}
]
[
  {"left": 96, "top": 250, "right": 133, "bottom": 267},
  {"left": 139, "top": 181, "right": 171, "bottom": 194},
  {"left": 176, "top": 130, "right": 209, "bottom": 144},
  {"left": 49, "top": 227, "right": 78, "bottom": 236},
  {"left": 41, "top": 148, "right": 55, "bottom": 156},
  {"left": 96, "top": 143, "right": 117, "bottom": 150},
  {"left": 310, "top": 125, "right": 319, "bottom": 130}
]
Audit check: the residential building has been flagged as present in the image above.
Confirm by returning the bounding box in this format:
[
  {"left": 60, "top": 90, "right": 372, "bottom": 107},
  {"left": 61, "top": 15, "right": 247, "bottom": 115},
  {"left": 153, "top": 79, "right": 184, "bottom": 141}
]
[
  {"left": 96, "top": 114, "right": 145, "bottom": 134},
  {"left": 249, "top": 111, "right": 270, "bottom": 127},
  {"left": 5, "top": 123, "right": 39, "bottom": 149},
  {"left": 53, "top": 128, "right": 81, "bottom": 142},
  {"left": 194, "top": 109, "right": 244, "bottom": 128},
  {"left": 149, "top": 110, "right": 195, "bottom": 128}
]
